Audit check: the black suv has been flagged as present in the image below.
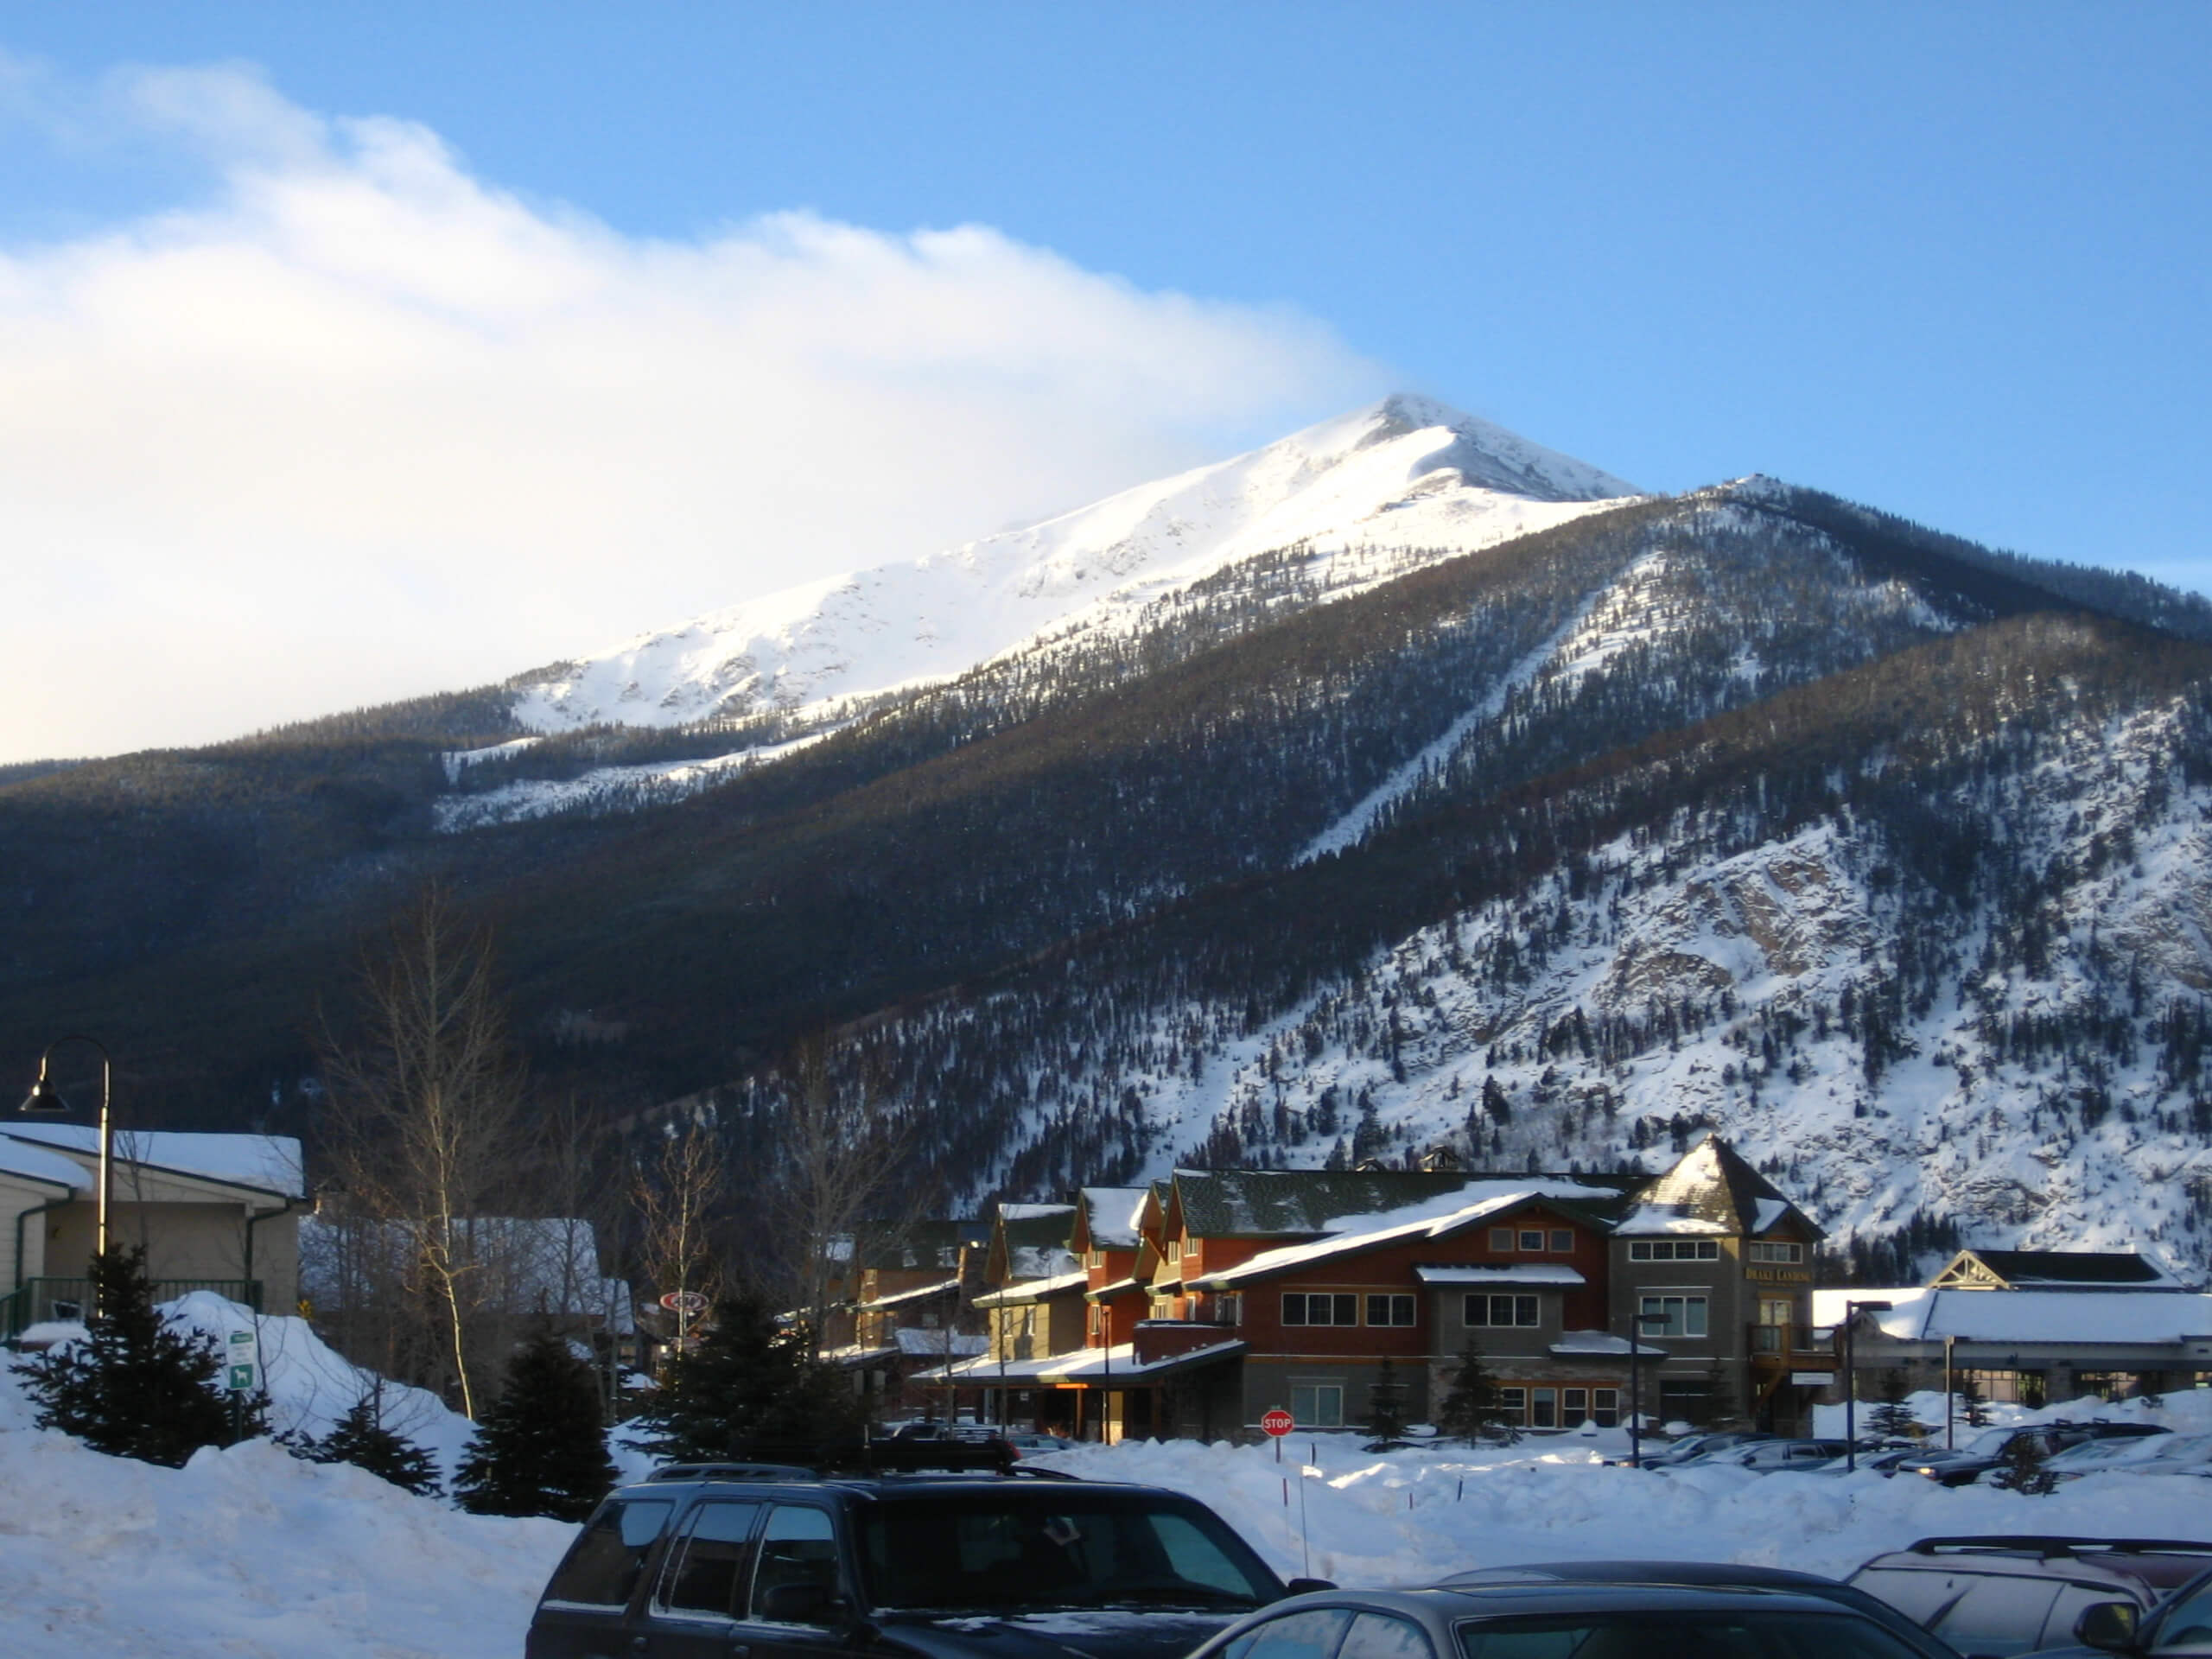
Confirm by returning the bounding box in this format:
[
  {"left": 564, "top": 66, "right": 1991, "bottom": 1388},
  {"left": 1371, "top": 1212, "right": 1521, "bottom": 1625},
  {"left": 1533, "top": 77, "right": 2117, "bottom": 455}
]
[
  {"left": 1898, "top": 1422, "right": 2168, "bottom": 1486},
  {"left": 526, "top": 1451, "right": 1309, "bottom": 1659}
]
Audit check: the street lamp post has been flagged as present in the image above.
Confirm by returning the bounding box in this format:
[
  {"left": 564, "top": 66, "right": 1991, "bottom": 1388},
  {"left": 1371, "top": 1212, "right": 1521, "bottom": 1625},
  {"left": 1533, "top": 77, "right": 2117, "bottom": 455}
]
[
  {"left": 18, "top": 1034, "right": 115, "bottom": 1259},
  {"left": 1625, "top": 1306, "right": 1669, "bottom": 1467},
  {"left": 1843, "top": 1299, "right": 1895, "bottom": 1472}
]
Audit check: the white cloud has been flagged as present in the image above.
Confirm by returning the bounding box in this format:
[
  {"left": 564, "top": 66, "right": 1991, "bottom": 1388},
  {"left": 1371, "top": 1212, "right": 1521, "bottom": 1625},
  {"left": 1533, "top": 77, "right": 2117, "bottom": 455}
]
[{"left": 0, "top": 61, "right": 1386, "bottom": 761}]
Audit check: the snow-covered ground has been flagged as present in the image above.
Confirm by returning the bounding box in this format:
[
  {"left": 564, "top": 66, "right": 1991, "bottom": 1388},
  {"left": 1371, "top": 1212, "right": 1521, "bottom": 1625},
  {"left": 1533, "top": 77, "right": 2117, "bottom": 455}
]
[{"left": 7, "top": 1297, "right": 2210, "bottom": 1659}]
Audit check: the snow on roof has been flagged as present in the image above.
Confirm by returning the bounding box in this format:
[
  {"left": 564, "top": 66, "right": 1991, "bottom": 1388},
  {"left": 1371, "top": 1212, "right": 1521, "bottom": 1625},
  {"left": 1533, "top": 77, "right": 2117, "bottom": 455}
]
[
  {"left": 974, "top": 1268, "right": 1090, "bottom": 1308},
  {"left": 1810, "top": 1287, "right": 2212, "bottom": 1345},
  {"left": 1414, "top": 1264, "right": 1587, "bottom": 1287},
  {"left": 1613, "top": 1204, "right": 1730, "bottom": 1236},
  {"left": 299, "top": 1215, "right": 628, "bottom": 1326},
  {"left": 864, "top": 1275, "right": 961, "bottom": 1311},
  {"left": 999, "top": 1204, "right": 1076, "bottom": 1222},
  {"left": 893, "top": 1328, "right": 988, "bottom": 1357},
  {"left": 1548, "top": 1331, "right": 1665, "bottom": 1357},
  {"left": 1750, "top": 1198, "right": 1791, "bottom": 1235},
  {"left": 1012, "top": 1244, "right": 1080, "bottom": 1280},
  {"left": 911, "top": 1338, "right": 1246, "bottom": 1385},
  {"left": 0, "top": 1136, "right": 87, "bottom": 1191},
  {"left": 1080, "top": 1186, "right": 1149, "bottom": 1250},
  {"left": 1191, "top": 1182, "right": 1614, "bottom": 1288},
  {"left": 2, "top": 1124, "right": 305, "bottom": 1198}
]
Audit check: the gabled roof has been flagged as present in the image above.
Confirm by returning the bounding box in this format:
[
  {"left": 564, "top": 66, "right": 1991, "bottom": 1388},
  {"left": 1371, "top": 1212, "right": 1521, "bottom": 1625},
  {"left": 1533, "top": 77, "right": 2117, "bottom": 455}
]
[
  {"left": 1072, "top": 1186, "right": 1148, "bottom": 1253},
  {"left": 1187, "top": 1182, "right": 1624, "bottom": 1290},
  {"left": 2, "top": 1124, "right": 305, "bottom": 1199},
  {"left": 985, "top": 1203, "right": 1077, "bottom": 1285},
  {"left": 1168, "top": 1166, "right": 1631, "bottom": 1239},
  {"left": 1618, "top": 1136, "right": 1822, "bottom": 1241},
  {"left": 1929, "top": 1249, "right": 2182, "bottom": 1291},
  {"left": 857, "top": 1218, "right": 988, "bottom": 1272}
]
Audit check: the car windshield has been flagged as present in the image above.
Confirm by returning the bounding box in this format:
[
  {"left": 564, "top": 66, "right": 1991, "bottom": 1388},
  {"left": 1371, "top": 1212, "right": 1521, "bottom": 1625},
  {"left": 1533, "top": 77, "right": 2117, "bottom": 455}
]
[
  {"left": 1455, "top": 1609, "right": 1934, "bottom": 1659},
  {"left": 858, "top": 1491, "right": 1280, "bottom": 1612},
  {"left": 1962, "top": 1429, "right": 2018, "bottom": 1456}
]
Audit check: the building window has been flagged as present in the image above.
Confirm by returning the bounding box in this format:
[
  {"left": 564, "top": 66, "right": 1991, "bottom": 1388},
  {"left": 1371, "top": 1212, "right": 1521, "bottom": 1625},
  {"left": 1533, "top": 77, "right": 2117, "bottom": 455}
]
[
  {"left": 1561, "top": 1387, "right": 1588, "bottom": 1428},
  {"left": 1364, "top": 1294, "right": 1415, "bottom": 1327},
  {"left": 1591, "top": 1388, "right": 1620, "bottom": 1427},
  {"left": 1465, "top": 1294, "right": 1539, "bottom": 1327},
  {"left": 1166, "top": 1240, "right": 1182, "bottom": 1262},
  {"left": 1496, "top": 1387, "right": 1526, "bottom": 1425},
  {"left": 1628, "top": 1240, "right": 1720, "bottom": 1262},
  {"left": 1149, "top": 1296, "right": 1175, "bottom": 1319},
  {"left": 1289, "top": 1382, "right": 1344, "bottom": 1427},
  {"left": 1639, "top": 1294, "right": 1709, "bottom": 1338},
  {"left": 1530, "top": 1388, "right": 1558, "bottom": 1429},
  {"left": 1747, "top": 1241, "right": 1803, "bottom": 1264},
  {"left": 1518, "top": 1229, "right": 1546, "bottom": 1251},
  {"left": 1489, "top": 1227, "right": 1515, "bottom": 1250},
  {"left": 1087, "top": 1249, "right": 1105, "bottom": 1268},
  {"left": 1283, "top": 1293, "right": 1358, "bottom": 1326},
  {"left": 1214, "top": 1293, "right": 1243, "bottom": 1326},
  {"left": 1549, "top": 1230, "right": 1574, "bottom": 1253}
]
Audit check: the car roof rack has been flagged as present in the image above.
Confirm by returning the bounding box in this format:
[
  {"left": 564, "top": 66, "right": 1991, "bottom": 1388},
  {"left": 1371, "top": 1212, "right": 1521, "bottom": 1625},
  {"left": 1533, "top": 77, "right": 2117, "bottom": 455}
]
[
  {"left": 1906, "top": 1537, "right": 2212, "bottom": 1560},
  {"left": 641, "top": 1437, "right": 1065, "bottom": 1482}
]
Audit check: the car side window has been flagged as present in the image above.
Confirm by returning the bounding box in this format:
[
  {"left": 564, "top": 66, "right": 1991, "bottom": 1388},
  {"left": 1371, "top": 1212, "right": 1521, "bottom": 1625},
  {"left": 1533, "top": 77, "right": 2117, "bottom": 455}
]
[
  {"left": 749, "top": 1504, "right": 842, "bottom": 1621},
  {"left": 1220, "top": 1609, "right": 1354, "bottom": 1659},
  {"left": 2153, "top": 1580, "right": 2212, "bottom": 1653},
  {"left": 657, "top": 1499, "right": 765, "bottom": 1619},
  {"left": 542, "top": 1498, "right": 675, "bottom": 1609},
  {"left": 1338, "top": 1612, "right": 1436, "bottom": 1659}
]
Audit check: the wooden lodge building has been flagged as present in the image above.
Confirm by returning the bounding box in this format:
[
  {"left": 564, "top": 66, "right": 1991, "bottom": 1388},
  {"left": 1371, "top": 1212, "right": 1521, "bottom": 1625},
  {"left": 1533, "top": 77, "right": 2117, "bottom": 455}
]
[{"left": 921, "top": 1135, "right": 1836, "bottom": 1442}]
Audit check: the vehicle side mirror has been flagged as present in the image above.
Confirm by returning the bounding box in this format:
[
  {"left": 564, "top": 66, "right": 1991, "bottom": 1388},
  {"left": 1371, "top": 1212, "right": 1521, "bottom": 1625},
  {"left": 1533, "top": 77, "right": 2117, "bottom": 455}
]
[
  {"left": 760, "top": 1583, "right": 837, "bottom": 1625},
  {"left": 2075, "top": 1601, "right": 2139, "bottom": 1652},
  {"left": 1284, "top": 1579, "right": 1338, "bottom": 1596}
]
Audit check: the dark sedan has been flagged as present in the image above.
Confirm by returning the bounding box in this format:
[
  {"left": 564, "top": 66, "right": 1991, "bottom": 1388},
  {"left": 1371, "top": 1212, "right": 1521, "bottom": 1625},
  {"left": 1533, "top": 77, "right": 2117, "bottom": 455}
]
[{"left": 1183, "top": 1581, "right": 1967, "bottom": 1659}]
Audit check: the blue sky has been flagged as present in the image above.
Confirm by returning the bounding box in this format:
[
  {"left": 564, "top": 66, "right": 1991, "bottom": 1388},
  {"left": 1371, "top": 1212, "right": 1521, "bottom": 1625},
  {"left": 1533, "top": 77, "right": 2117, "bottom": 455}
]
[{"left": 2, "top": 3, "right": 2206, "bottom": 758}]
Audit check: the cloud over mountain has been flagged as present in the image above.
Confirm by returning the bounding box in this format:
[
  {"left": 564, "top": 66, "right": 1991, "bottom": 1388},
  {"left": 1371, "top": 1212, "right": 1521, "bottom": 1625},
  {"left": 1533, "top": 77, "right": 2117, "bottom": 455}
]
[{"left": 0, "top": 57, "right": 1386, "bottom": 761}]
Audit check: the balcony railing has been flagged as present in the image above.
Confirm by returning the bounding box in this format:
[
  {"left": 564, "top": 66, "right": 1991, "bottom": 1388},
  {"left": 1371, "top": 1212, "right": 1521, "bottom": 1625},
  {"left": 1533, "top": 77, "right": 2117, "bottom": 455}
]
[{"left": 4, "top": 1278, "right": 263, "bottom": 1341}]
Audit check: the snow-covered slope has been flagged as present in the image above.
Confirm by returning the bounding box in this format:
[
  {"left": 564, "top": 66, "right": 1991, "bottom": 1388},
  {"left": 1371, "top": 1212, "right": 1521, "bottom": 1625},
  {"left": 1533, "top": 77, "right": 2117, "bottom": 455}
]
[{"left": 509, "top": 395, "right": 1638, "bottom": 732}]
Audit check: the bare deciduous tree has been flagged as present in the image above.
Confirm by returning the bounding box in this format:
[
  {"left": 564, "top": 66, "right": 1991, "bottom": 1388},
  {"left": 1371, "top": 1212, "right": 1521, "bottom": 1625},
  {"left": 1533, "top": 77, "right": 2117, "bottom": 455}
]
[
  {"left": 318, "top": 888, "right": 528, "bottom": 1419},
  {"left": 759, "top": 1033, "right": 928, "bottom": 1355},
  {"left": 632, "top": 1114, "right": 727, "bottom": 1359}
]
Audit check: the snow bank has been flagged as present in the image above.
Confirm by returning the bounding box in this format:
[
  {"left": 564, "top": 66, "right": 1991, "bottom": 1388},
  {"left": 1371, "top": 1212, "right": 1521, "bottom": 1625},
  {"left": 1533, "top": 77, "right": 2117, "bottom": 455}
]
[
  {"left": 3, "top": 1352, "right": 2209, "bottom": 1656},
  {"left": 1032, "top": 1389, "right": 2212, "bottom": 1587}
]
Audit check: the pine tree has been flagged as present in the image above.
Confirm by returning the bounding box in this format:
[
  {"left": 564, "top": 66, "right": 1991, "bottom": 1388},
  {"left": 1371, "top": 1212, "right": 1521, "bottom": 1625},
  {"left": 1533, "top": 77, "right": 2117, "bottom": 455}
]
[
  {"left": 302, "top": 1382, "right": 442, "bottom": 1497},
  {"left": 1435, "top": 1340, "right": 1516, "bottom": 1444},
  {"left": 17, "top": 1247, "right": 257, "bottom": 1467},
  {"left": 454, "top": 1330, "right": 616, "bottom": 1520},
  {"left": 1363, "top": 1357, "right": 1408, "bottom": 1448},
  {"left": 1989, "top": 1430, "right": 2056, "bottom": 1495},
  {"left": 632, "top": 1290, "right": 861, "bottom": 1463},
  {"left": 1866, "top": 1368, "right": 1919, "bottom": 1440},
  {"left": 1955, "top": 1376, "right": 1992, "bottom": 1427}
]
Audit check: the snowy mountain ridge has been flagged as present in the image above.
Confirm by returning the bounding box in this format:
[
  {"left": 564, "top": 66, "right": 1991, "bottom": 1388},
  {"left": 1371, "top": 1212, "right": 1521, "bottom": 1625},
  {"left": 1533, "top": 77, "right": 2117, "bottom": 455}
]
[{"left": 506, "top": 395, "right": 1638, "bottom": 734}]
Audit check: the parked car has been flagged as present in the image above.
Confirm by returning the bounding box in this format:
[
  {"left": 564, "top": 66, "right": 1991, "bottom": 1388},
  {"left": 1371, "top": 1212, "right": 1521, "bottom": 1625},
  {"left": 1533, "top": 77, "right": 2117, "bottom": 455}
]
[
  {"left": 1434, "top": 1560, "right": 1958, "bottom": 1652},
  {"left": 1808, "top": 1446, "right": 1925, "bottom": 1478},
  {"left": 1999, "top": 1432, "right": 2212, "bottom": 1486},
  {"left": 1846, "top": 1536, "right": 2212, "bottom": 1658},
  {"left": 526, "top": 1452, "right": 1313, "bottom": 1659},
  {"left": 1629, "top": 1430, "right": 1776, "bottom": 1469},
  {"left": 1898, "top": 1422, "right": 2168, "bottom": 1487},
  {"left": 999, "top": 1431, "right": 1077, "bottom": 1459},
  {"left": 2030, "top": 1560, "right": 2212, "bottom": 1658},
  {"left": 1663, "top": 1438, "right": 1857, "bottom": 1474},
  {"left": 1184, "top": 1580, "right": 1963, "bottom": 1659}
]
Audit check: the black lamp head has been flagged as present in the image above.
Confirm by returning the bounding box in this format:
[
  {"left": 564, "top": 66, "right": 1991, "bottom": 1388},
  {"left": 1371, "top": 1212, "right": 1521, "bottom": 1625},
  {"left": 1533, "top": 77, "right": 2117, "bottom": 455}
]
[{"left": 18, "top": 1070, "right": 69, "bottom": 1116}]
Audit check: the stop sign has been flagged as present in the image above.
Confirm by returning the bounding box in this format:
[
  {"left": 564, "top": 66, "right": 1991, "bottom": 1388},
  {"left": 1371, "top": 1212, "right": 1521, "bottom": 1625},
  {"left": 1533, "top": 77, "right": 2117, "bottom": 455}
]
[{"left": 1260, "top": 1408, "right": 1295, "bottom": 1437}]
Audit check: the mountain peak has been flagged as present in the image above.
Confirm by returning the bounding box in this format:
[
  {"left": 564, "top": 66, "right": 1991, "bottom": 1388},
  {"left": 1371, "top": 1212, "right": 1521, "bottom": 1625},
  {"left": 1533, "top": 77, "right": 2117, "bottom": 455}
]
[{"left": 508, "top": 396, "right": 1640, "bottom": 733}]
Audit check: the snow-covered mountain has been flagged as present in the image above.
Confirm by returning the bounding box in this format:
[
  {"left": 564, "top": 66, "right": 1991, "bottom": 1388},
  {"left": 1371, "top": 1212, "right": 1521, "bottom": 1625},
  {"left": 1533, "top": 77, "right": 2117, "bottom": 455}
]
[{"left": 506, "top": 394, "right": 1638, "bottom": 733}]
